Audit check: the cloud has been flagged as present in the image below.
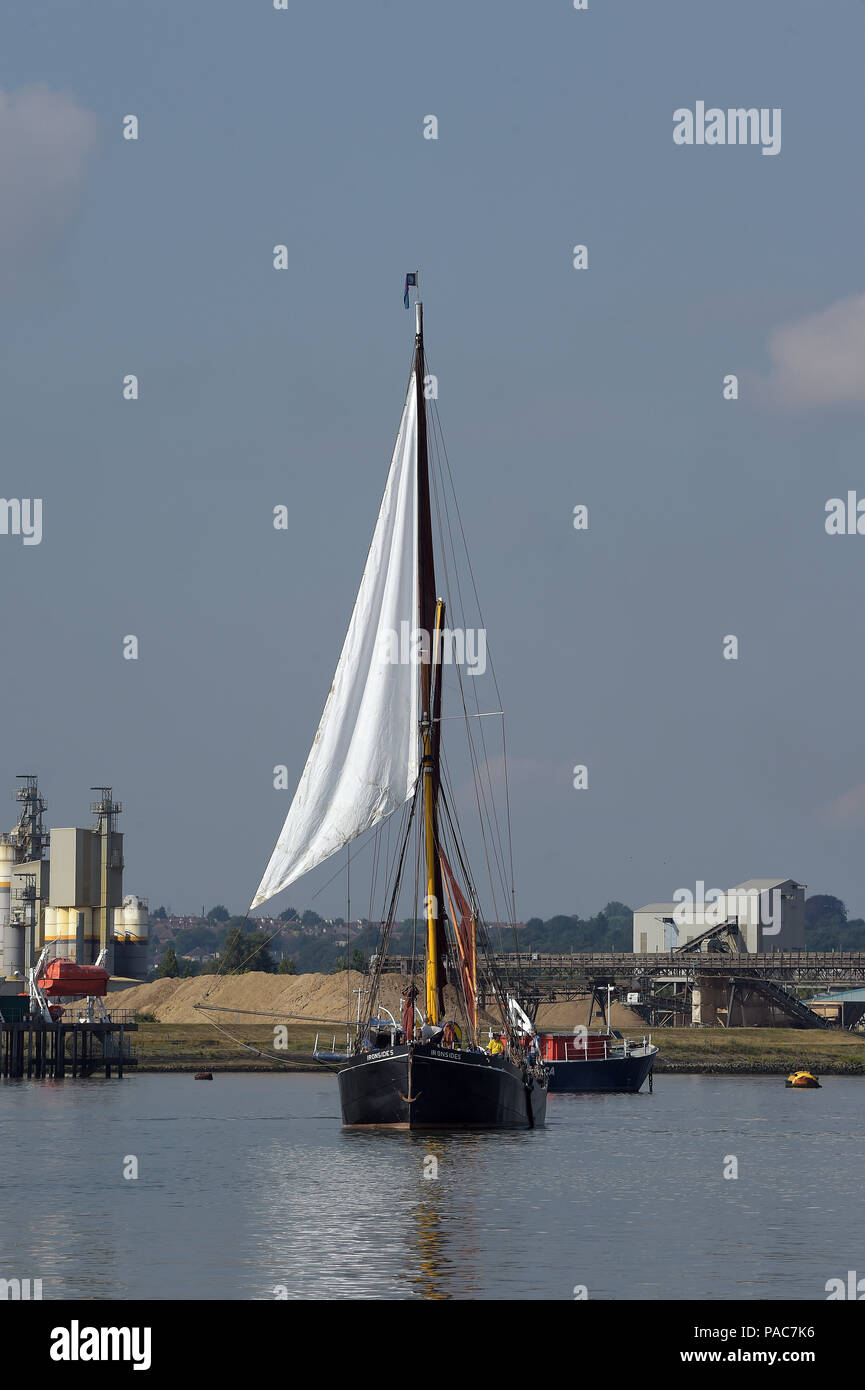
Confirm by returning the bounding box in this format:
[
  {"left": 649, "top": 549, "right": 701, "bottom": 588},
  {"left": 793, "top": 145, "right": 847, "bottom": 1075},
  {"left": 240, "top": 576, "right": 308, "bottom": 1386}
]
[
  {"left": 818, "top": 782, "right": 865, "bottom": 827},
  {"left": 765, "top": 293, "right": 865, "bottom": 407},
  {"left": 0, "top": 84, "right": 99, "bottom": 271},
  {"left": 451, "top": 754, "right": 566, "bottom": 812}
]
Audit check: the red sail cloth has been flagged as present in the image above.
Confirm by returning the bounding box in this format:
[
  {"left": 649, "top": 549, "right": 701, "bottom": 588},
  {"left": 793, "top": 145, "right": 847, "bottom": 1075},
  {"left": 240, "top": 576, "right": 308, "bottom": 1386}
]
[
  {"left": 439, "top": 850, "right": 477, "bottom": 1037},
  {"left": 401, "top": 983, "right": 418, "bottom": 1037}
]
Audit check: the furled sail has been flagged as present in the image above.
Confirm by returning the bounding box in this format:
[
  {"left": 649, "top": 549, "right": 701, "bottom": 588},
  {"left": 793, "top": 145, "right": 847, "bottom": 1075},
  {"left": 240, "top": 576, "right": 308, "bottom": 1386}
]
[
  {"left": 440, "top": 849, "right": 477, "bottom": 1040},
  {"left": 251, "top": 381, "right": 420, "bottom": 909}
]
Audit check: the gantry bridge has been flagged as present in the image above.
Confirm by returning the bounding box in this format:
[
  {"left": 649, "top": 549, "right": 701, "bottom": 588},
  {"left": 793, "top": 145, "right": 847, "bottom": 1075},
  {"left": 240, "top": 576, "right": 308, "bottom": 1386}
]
[
  {"left": 382, "top": 951, "right": 865, "bottom": 986},
  {"left": 379, "top": 951, "right": 865, "bottom": 1027},
  {"left": 497, "top": 951, "right": 865, "bottom": 986}
]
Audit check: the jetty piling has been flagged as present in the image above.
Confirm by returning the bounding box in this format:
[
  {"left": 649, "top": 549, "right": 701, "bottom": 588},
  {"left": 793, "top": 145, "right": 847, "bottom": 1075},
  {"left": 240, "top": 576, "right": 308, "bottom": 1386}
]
[{"left": 0, "top": 1013, "right": 137, "bottom": 1079}]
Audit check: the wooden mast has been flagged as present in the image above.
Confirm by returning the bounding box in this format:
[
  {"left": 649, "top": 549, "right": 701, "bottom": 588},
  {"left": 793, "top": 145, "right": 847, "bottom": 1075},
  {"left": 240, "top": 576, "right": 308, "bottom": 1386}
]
[{"left": 415, "top": 300, "right": 445, "bottom": 1025}]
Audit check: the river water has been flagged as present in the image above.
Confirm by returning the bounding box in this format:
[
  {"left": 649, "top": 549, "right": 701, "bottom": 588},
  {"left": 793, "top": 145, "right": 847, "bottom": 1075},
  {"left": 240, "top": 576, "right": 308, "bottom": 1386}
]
[{"left": 1, "top": 1072, "right": 860, "bottom": 1300}]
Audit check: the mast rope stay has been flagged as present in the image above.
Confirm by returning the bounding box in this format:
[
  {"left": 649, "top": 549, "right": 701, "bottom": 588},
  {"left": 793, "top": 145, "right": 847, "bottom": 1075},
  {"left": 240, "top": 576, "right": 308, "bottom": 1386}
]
[{"left": 425, "top": 375, "right": 521, "bottom": 972}]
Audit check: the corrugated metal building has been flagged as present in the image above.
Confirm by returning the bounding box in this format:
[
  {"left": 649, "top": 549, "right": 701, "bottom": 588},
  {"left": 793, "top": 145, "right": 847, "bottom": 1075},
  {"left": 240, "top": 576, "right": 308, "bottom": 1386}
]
[
  {"left": 633, "top": 878, "right": 806, "bottom": 953},
  {"left": 806, "top": 987, "right": 865, "bottom": 1028}
]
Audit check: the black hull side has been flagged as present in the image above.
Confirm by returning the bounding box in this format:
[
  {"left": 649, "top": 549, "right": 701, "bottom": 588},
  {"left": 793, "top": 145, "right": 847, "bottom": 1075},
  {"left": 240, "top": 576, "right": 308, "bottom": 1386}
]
[
  {"left": 547, "top": 1050, "right": 656, "bottom": 1093},
  {"left": 338, "top": 1043, "right": 547, "bottom": 1129}
]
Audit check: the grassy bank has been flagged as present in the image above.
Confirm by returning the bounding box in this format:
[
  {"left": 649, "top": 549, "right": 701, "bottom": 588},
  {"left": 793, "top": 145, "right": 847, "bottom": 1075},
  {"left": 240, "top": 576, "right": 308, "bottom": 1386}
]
[
  {"left": 627, "top": 1027, "right": 865, "bottom": 1075},
  {"left": 133, "top": 1022, "right": 325, "bottom": 1072},
  {"left": 131, "top": 1021, "right": 865, "bottom": 1075}
]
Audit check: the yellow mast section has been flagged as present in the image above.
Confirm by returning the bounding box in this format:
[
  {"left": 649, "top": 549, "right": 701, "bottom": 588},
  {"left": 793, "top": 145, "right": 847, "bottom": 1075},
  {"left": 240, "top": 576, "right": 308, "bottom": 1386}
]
[{"left": 424, "top": 599, "right": 445, "bottom": 1024}]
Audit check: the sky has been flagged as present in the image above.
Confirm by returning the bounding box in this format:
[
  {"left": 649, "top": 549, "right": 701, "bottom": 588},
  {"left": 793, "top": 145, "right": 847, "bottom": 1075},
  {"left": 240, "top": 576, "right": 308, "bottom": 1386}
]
[{"left": 1, "top": 0, "right": 865, "bottom": 924}]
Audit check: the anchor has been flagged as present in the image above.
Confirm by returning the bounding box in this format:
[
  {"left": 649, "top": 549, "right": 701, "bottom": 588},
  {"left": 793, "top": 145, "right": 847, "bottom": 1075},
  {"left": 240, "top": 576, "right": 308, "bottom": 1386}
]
[{"left": 399, "top": 1052, "right": 420, "bottom": 1104}]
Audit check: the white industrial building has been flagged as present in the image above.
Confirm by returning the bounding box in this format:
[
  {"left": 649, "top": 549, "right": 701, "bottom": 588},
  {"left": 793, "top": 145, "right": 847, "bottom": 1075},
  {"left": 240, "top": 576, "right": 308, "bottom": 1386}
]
[
  {"left": 0, "top": 777, "right": 149, "bottom": 981},
  {"left": 633, "top": 878, "right": 806, "bottom": 954}
]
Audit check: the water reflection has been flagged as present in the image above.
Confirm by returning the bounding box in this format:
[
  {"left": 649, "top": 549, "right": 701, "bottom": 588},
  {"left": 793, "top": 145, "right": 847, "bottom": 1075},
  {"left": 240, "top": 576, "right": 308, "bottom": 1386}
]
[
  {"left": 410, "top": 1138, "right": 449, "bottom": 1300},
  {"left": 1, "top": 1074, "right": 863, "bottom": 1300}
]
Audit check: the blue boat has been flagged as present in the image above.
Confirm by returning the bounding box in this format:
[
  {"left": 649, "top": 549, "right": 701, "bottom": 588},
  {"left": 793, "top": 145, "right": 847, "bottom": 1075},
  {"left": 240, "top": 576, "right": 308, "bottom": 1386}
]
[{"left": 540, "top": 1028, "right": 658, "bottom": 1093}]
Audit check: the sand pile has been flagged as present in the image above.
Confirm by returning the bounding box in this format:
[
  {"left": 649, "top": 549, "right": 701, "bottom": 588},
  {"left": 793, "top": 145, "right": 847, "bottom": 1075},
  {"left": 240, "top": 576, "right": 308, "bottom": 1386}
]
[
  {"left": 107, "top": 972, "right": 474, "bottom": 1026},
  {"left": 108, "top": 971, "right": 645, "bottom": 1032},
  {"left": 109, "top": 971, "right": 378, "bottom": 1025},
  {"left": 533, "top": 999, "right": 646, "bottom": 1030}
]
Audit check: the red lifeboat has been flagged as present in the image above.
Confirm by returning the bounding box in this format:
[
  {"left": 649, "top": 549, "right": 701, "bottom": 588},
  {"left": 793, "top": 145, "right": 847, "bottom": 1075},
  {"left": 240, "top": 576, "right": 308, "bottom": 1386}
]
[{"left": 37, "top": 959, "right": 110, "bottom": 998}]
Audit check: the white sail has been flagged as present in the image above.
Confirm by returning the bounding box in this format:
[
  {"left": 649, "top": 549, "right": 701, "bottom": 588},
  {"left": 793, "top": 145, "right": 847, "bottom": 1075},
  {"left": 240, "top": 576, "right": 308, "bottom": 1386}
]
[{"left": 251, "top": 379, "right": 420, "bottom": 909}]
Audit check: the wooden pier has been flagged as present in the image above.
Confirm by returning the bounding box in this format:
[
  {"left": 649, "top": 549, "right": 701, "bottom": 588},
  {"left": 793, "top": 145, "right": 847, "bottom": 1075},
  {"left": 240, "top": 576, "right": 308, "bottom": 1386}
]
[{"left": 0, "top": 1014, "right": 137, "bottom": 1079}]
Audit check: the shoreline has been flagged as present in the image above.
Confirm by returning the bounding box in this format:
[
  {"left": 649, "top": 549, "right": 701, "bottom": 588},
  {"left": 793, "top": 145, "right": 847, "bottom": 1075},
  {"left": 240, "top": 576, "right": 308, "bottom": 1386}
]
[
  {"left": 655, "top": 1059, "right": 865, "bottom": 1076},
  {"left": 135, "top": 1061, "right": 324, "bottom": 1073},
  {"left": 127, "top": 1022, "right": 865, "bottom": 1077},
  {"left": 132, "top": 1057, "right": 865, "bottom": 1077}
]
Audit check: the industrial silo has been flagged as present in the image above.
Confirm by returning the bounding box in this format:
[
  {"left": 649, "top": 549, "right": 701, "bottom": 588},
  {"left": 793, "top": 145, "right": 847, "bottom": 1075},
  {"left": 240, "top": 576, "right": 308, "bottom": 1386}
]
[
  {"left": 73, "top": 908, "right": 93, "bottom": 963},
  {"left": 43, "top": 906, "right": 58, "bottom": 957},
  {"left": 0, "top": 835, "right": 12, "bottom": 975},
  {"left": 115, "top": 894, "right": 149, "bottom": 979},
  {"left": 53, "top": 909, "right": 70, "bottom": 959}
]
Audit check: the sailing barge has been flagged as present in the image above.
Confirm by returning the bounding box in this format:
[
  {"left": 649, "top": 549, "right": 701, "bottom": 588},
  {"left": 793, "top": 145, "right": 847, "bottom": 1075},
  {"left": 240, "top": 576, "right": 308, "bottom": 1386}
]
[
  {"left": 251, "top": 280, "right": 547, "bottom": 1128},
  {"left": 339, "top": 1019, "right": 546, "bottom": 1129}
]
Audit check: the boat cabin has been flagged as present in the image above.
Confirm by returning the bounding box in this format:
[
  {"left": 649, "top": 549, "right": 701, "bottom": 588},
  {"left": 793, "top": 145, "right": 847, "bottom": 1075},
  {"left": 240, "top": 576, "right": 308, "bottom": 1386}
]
[
  {"left": 362, "top": 1018, "right": 405, "bottom": 1051},
  {"left": 540, "top": 1031, "right": 624, "bottom": 1062}
]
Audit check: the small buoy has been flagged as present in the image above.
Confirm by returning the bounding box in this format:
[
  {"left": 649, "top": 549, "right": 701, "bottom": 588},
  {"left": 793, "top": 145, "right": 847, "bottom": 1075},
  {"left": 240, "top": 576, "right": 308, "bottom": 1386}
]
[
  {"left": 786, "top": 1070, "right": 820, "bottom": 1089},
  {"left": 194, "top": 1071, "right": 213, "bottom": 1080}
]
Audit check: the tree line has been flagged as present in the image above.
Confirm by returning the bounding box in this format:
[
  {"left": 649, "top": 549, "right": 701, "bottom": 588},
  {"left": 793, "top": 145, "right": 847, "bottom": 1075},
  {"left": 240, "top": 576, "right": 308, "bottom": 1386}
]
[{"left": 151, "top": 893, "right": 865, "bottom": 979}]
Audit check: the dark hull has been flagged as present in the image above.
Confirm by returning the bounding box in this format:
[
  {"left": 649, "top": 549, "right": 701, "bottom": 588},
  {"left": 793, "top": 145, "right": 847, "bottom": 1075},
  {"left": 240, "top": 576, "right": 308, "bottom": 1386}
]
[
  {"left": 547, "top": 1049, "right": 656, "bottom": 1094},
  {"left": 338, "top": 1042, "right": 547, "bottom": 1128}
]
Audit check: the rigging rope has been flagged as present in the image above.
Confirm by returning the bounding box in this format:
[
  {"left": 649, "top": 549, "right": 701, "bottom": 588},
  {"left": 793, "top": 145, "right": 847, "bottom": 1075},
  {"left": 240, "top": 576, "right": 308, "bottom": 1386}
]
[
  {"left": 194, "top": 1010, "right": 341, "bottom": 1070},
  {"left": 424, "top": 378, "right": 519, "bottom": 959}
]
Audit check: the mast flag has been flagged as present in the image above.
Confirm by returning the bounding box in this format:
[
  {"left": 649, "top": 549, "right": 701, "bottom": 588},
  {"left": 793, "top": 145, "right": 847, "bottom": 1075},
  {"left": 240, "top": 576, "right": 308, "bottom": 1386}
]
[{"left": 404, "top": 272, "right": 417, "bottom": 308}]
